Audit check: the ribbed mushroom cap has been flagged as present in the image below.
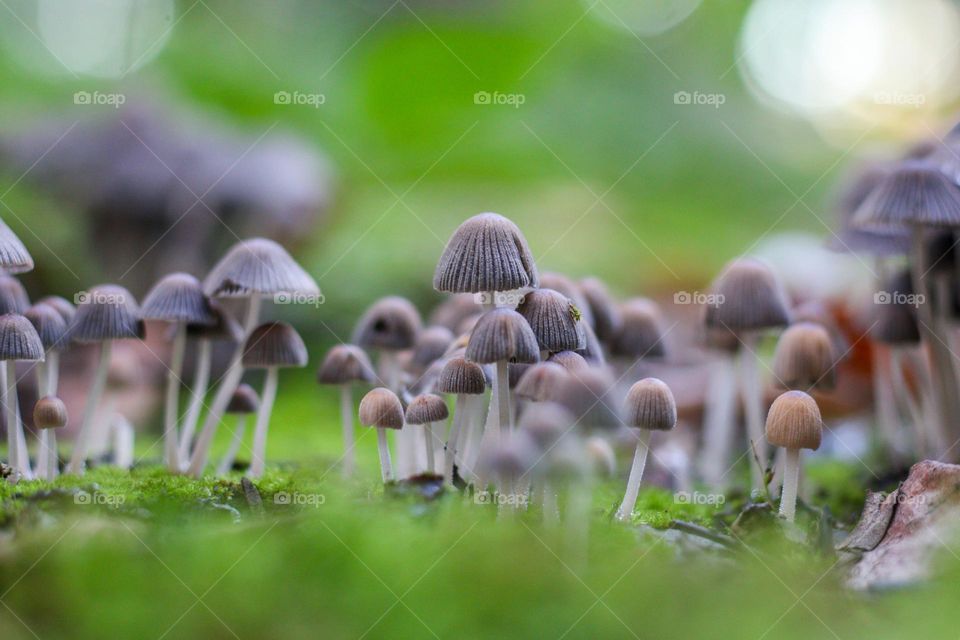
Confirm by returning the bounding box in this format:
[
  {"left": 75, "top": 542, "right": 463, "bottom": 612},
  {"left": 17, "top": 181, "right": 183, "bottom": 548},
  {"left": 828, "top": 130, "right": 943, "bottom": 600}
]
[
  {"left": 33, "top": 395, "right": 67, "bottom": 429},
  {"left": 0, "top": 218, "right": 33, "bottom": 274},
  {"left": 551, "top": 368, "right": 621, "bottom": 431},
  {"left": 435, "top": 356, "right": 486, "bottom": 395},
  {"left": 0, "top": 275, "right": 29, "bottom": 315},
  {"left": 203, "top": 237, "right": 319, "bottom": 298},
  {"left": 828, "top": 228, "right": 911, "bottom": 256},
  {"left": 539, "top": 272, "right": 594, "bottom": 329},
  {"left": 317, "top": 344, "right": 376, "bottom": 385},
  {"left": 0, "top": 314, "right": 44, "bottom": 361},
  {"left": 37, "top": 296, "right": 76, "bottom": 324},
  {"left": 410, "top": 326, "right": 455, "bottom": 372},
  {"left": 142, "top": 272, "right": 216, "bottom": 325},
  {"left": 517, "top": 288, "right": 586, "bottom": 352},
  {"left": 226, "top": 383, "right": 260, "bottom": 414},
  {"left": 405, "top": 393, "right": 449, "bottom": 425},
  {"left": 853, "top": 160, "right": 960, "bottom": 230},
  {"left": 242, "top": 321, "right": 307, "bottom": 369},
  {"left": 871, "top": 269, "right": 921, "bottom": 345},
  {"left": 624, "top": 378, "right": 677, "bottom": 431},
  {"left": 428, "top": 294, "right": 481, "bottom": 331},
  {"left": 519, "top": 401, "right": 575, "bottom": 449},
  {"left": 610, "top": 298, "right": 667, "bottom": 359},
  {"left": 547, "top": 350, "right": 590, "bottom": 372},
  {"left": 68, "top": 285, "right": 143, "bottom": 343},
  {"left": 358, "top": 387, "right": 404, "bottom": 430},
  {"left": 24, "top": 303, "right": 68, "bottom": 351},
  {"left": 433, "top": 212, "right": 539, "bottom": 293},
  {"left": 186, "top": 300, "right": 242, "bottom": 342},
  {"left": 515, "top": 362, "right": 569, "bottom": 401},
  {"left": 465, "top": 308, "right": 540, "bottom": 364},
  {"left": 579, "top": 277, "right": 621, "bottom": 342},
  {"left": 772, "top": 322, "right": 837, "bottom": 391},
  {"left": 765, "top": 390, "right": 823, "bottom": 450},
  {"left": 352, "top": 296, "right": 422, "bottom": 351},
  {"left": 704, "top": 258, "right": 791, "bottom": 333}
]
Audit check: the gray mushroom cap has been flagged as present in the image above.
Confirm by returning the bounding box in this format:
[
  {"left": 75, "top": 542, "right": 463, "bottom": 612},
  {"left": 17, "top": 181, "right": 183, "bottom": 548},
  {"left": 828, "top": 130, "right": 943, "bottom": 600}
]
[
  {"left": 853, "top": 160, "right": 960, "bottom": 230},
  {"left": 623, "top": 377, "right": 677, "bottom": 431},
  {"left": 0, "top": 275, "right": 29, "bottom": 315},
  {"left": 186, "top": 299, "right": 242, "bottom": 342},
  {"left": 579, "top": 277, "right": 622, "bottom": 342},
  {"left": 465, "top": 308, "right": 540, "bottom": 364},
  {"left": 704, "top": 258, "right": 791, "bottom": 334},
  {"left": 0, "top": 314, "right": 44, "bottom": 361},
  {"left": 37, "top": 296, "right": 76, "bottom": 324},
  {"left": 516, "top": 288, "right": 586, "bottom": 353},
  {"left": 68, "top": 284, "right": 143, "bottom": 343},
  {"left": 550, "top": 367, "right": 621, "bottom": 432},
  {"left": 24, "top": 303, "right": 68, "bottom": 351},
  {"left": 359, "top": 387, "right": 404, "bottom": 430},
  {"left": 610, "top": 298, "right": 667, "bottom": 359},
  {"left": 435, "top": 356, "right": 486, "bottom": 395},
  {"left": 142, "top": 272, "right": 216, "bottom": 325},
  {"left": 410, "top": 326, "right": 455, "bottom": 372},
  {"left": 515, "top": 362, "right": 569, "bottom": 402},
  {"left": 0, "top": 218, "right": 33, "bottom": 274},
  {"left": 405, "top": 393, "right": 450, "bottom": 425},
  {"left": 547, "top": 350, "right": 590, "bottom": 372},
  {"left": 433, "top": 212, "right": 539, "bottom": 293},
  {"left": 203, "top": 237, "right": 319, "bottom": 298},
  {"left": 226, "top": 383, "right": 260, "bottom": 414},
  {"left": 242, "top": 321, "right": 308, "bottom": 369},
  {"left": 352, "top": 296, "right": 422, "bottom": 351},
  {"left": 317, "top": 344, "right": 376, "bottom": 385}
]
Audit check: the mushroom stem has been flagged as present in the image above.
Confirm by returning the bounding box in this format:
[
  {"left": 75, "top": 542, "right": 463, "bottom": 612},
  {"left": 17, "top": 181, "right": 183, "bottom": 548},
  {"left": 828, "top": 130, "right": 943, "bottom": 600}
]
[
  {"left": 45, "top": 352, "right": 59, "bottom": 479},
  {"left": 339, "top": 385, "right": 355, "bottom": 477},
  {"left": 615, "top": 428, "right": 651, "bottom": 521},
  {"left": 216, "top": 416, "right": 247, "bottom": 476},
  {"left": 458, "top": 395, "right": 484, "bottom": 484},
  {"left": 111, "top": 413, "right": 134, "bottom": 469},
  {"left": 66, "top": 340, "right": 112, "bottom": 474},
  {"left": 779, "top": 447, "right": 800, "bottom": 522},
  {"left": 700, "top": 356, "right": 737, "bottom": 486},
  {"left": 3, "top": 361, "right": 19, "bottom": 479},
  {"left": 541, "top": 481, "right": 559, "bottom": 527},
  {"left": 495, "top": 360, "right": 511, "bottom": 434},
  {"left": 248, "top": 366, "right": 278, "bottom": 479},
  {"left": 444, "top": 395, "right": 467, "bottom": 484},
  {"left": 178, "top": 338, "right": 211, "bottom": 464},
  {"left": 187, "top": 296, "right": 261, "bottom": 477},
  {"left": 424, "top": 422, "right": 436, "bottom": 474},
  {"left": 163, "top": 322, "right": 186, "bottom": 472},
  {"left": 890, "top": 347, "right": 932, "bottom": 457},
  {"left": 376, "top": 427, "right": 394, "bottom": 483},
  {"left": 35, "top": 363, "right": 48, "bottom": 479},
  {"left": 738, "top": 335, "right": 766, "bottom": 490}
]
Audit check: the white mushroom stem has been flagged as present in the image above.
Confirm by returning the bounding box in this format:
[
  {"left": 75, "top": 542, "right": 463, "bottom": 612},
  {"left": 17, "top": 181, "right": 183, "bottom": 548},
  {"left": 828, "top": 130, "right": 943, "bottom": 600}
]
[
  {"left": 248, "top": 366, "right": 278, "bottom": 479},
  {"left": 443, "top": 395, "right": 467, "bottom": 484},
  {"left": 739, "top": 335, "right": 766, "bottom": 491},
  {"left": 3, "top": 361, "right": 19, "bottom": 479},
  {"left": 890, "top": 348, "right": 933, "bottom": 457},
  {"left": 111, "top": 413, "right": 135, "bottom": 469},
  {"left": 339, "top": 385, "right": 356, "bottom": 477},
  {"left": 45, "top": 351, "right": 60, "bottom": 479},
  {"left": 615, "top": 428, "right": 651, "bottom": 521},
  {"left": 699, "top": 356, "right": 737, "bottom": 487},
  {"left": 779, "top": 447, "right": 801, "bottom": 522},
  {"left": 376, "top": 427, "right": 394, "bottom": 483},
  {"left": 178, "top": 338, "right": 211, "bottom": 464},
  {"left": 187, "top": 296, "right": 261, "bottom": 477},
  {"left": 163, "top": 322, "right": 186, "bottom": 472},
  {"left": 66, "top": 340, "right": 112, "bottom": 474},
  {"left": 495, "top": 360, "right": 511, "bottom": 434},
  {"left": 35, "top": 363, "right": 48, "bottom": 479},
  {"left": 423, "top": 422, "right": 436, "bottom": 474},
  {"left": 216, "top": 416, "right": 247, "bottom": 476}
]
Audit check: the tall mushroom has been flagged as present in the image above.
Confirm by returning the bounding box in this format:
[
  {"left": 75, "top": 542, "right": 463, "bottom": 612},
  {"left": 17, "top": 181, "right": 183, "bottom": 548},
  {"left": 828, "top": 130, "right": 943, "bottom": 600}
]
[
  {"left": 435, "top": 355, "right": 486, "bottom": 485},
  {"left": 141, "top": 273, "right": 216, "bottom": 472},
  {"left": 0, "top": 314, "right": 43, "bottom": 479},
  {"left": 316, "top": 344, "right": 376, "bottom": 477},
  {"left": 358, "top": 387, "right": 405, "bottom": 483},
  {"left": 65, "top": 285, "right": 143, "bottom": 475},
  {"left": 765, "top": 390, "right": 823, "bottom": 522},
  {"left": 242, "top": 321, "right": 308, "bottom": 478},
  {"left": 188, "top": 238, "right": 318, "bottom": 477},
  {"left": 33, "top": 395, "right": 67, "bottom": 480},
  {"left": 24, "top": 303, "right": 68, "bottom": 479},
  {"left": 405, "top": 394, "right": 448, "bottom": 475},
  {"left": 215, "top": 384, "right": 259, "bottom": 475}
]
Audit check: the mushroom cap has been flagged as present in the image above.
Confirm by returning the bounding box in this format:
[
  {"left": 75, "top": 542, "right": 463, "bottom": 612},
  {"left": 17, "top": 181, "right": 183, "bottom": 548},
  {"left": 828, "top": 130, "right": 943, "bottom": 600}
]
[
  {"left": 579, "top": 277, "right": 621, "bottom": 342},
  {"left": 519, "top": 401, "right": 575, "bottom": 449},
  {"left": 610, "top": 298, "right": 667, "bottom": 359},
  {"left": 428, "top": 293, "right": 481, "bottom": 331},
  {"left": 0, "top": 313, "right": 44, "bottom": 361},
  {"left": 433, "top": 212, "right": 539, "bottom": 293},
  {"left": 435, "top": 356, "right": 486, "bottom": 395},
  {"left": 203, "top": 237, "right": 319, "bottom": 298},
  {"left": 508, "top": 362, "right": 531, "bottom": 389},
  {"left": 765, "top": 390, "right": 823, "bottom": 450},
  {"left": 516, "top": 288, "right": 586, "bottom": 353},
  {"left": 141, "top": 272, "right": 216, "bottom": 325},
  {"left": 539, "top": 272, "right": 594, "bottom": 329},
  {"left": 405, "top": 393, "right": 449, "bottom": 425},
  {"left": 242, "top": 321, "right": 308, "bottom": 369},
  {"left": 317, "top": 344, "right": 376, "bottom": 385},
  {"left": 828, "top": 227, "right": 910, "bottom": 256},
  {"left": 226, "top": 383, "right": 260, "bottom": 414},
  {"left": 358, "top": 387, "right": 404, "bottom": 430},
  {"left": 67, "top": 285, "right": 143, "bottom": 343},
  {"left": 550, "top": 367, "right": 621, "bottom": 431},
  {"left": 24, "top": 303, "right": 68, "bottom": 351},
  {"left": 410, "top": 326, "right": 455, "bottom": 372},
  {"left": 547, "top": 350, "right": 590, "bottom": 372},
  {"left": 186, "top": 299, "right": 242, "bottom": 342},
  {"left": 0, "top": 275, "right": 29, "bottom": 315},
  {"left": 704, "top": 257, "right": 791, "bottom": 333},
  {"left": 0, "top": 218, "right": 33, "bottom": 274},
  {"left": 36, "top": 296, "right": 76, "bottom": 324},
  {"left": 479, "top": 431, "right": 540, "bottom": 479},
  {"left": 772, "top": 322, "right": 837, "bottom": 391},
  {"left": 352, "top": 296, "right": 422, "bottom": 351},
  {"left": 624, "top": 377, "right": 677, "bottom": 431},
  {"left": 465, "top": 308, "right": 540, "bottom": 364},
  {"left": 33, "top": 395, "right": 67, "bottom": 429},
  {"left": 871, "top": 269, "right": 921, "bottom": 345},
  {"left": 853, "top": 160, "right": 960, "bottom": 230},
  {"left": 577, "top": 321, "right": 607, "bottom": 366},
  {"left": 515, "top": 362, "right": 569, "bottom": 402}
]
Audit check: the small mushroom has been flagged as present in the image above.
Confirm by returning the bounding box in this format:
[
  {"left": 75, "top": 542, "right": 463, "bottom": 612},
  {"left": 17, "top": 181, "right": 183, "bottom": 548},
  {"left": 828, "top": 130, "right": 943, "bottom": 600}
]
[
  {"left": 0, "top": 315, "right": 43, "bottom": 479},
  {"left": 435, "top": 355, "right": 486, "bottom": 484},
  {"left": 215, "top": 384, "right": 259, "bottom": 476},
  {"left": 24, "top": 303, "right": 68, "bottom": 479},
  {"left": 578, "top": 277, "right": 622, "bottom": 343},
  {"left": 409, "top": 326, "right": 455, "bottom": 376},
  {"left": 359, "top": 387, "right": 405, "bottom": 483},
  {"left": 516, "top": 288, "right": 586, "bottom": 356},
  {"left": 405, "top": 394, "right": 449, "bottom": 475},
  {"left": 772, "top": 322, "right": 837, "bottom": 392},
  {"left": 515, "top": 362, "right": 568, "bottom": 403},
  {"left": 765, "top": 390, "right": 823, "bottom": 522},
  {"left": 317, "top": 344, "right": 376, "bottom": 477},
  {"left": 0, "top": 275, "right": 29, "bottom": 315},
  {"left": 33, "top": 395, "right": 67, "bottom": 480}
]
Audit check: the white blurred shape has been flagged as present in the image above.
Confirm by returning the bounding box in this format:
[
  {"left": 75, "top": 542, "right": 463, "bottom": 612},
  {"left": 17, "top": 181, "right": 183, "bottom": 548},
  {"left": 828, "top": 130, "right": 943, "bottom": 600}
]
[
  {"left": 754, "top": 232, "right": 871, "bottom": 302},
  {"left": 588, "top": 0, "right": 702, "bottom": 36}
]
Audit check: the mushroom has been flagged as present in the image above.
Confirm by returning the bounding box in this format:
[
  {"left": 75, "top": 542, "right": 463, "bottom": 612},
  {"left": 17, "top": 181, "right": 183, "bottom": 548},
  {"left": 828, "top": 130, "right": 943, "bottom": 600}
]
[
  {"left": 65, "top": 285, "right": 143, "bottom": 475},
  {"left": 24, "top": 303, "right": 68, "bottom": 479},
  {"left": 33, "top": 395, "right": 67, "bottom": 480},
  {"left": 0, "top": 275, "right": 29, "bottom": 314},
  {"left": 316, "top": 344, "right": 376, "bottom": 477},
  {"left": 188, "top": 238, "right": 319, "bottom": 477},
  {"left": 242, "top": 321, "right": 308, "bottom": 478},
  {"left": 358, "top": 387, "right": 405, "bottom": 483},
  {"left": 772, "top": 322, "right": 837, "bottom": 392},
  {"left": 37, "top": 296, "right": 76, "bottom": 324},
  {"left": 0, "top": 217, "right": 34, "bottom": 274},
  {"left": 435, "top": 355, "right": 486, "bottom": 485},
  {"left": 428, "top": 294, "right": 481, "bottom": 332},
  {"left": 518, "top": 401, "right": 575, "bottom": 526},
  {"left": 409, "top": 326, "right": 454, "bottom": 376},
  {"left": 517, "top": 288, "right": 586, "bottom": 358},
  {"left": 405, "top": 394, "right": 449, "bottom": 475},
  {"left": 141, "top": 273, "right": 216, "bottom": 472},
  {"left": 765, "top": 390, "right": 823, "bottom": 522},
  {"left": 538, "top": 272, "right": 593, "bottom": 329},
  {"left": 615, "top": 378, "right": 677, "bottom": 521},
  {"left": 515, "top": 362, "right": 568, "bottom": 403},
  {"left": 578, "top": 277, "right": 622, "bottom": 344},
  {"left": 215, "top": 384, "right": 259, "bottom": 475},
  {"left": 0, "top": 314, "right": 43, "bottom": 479},
  {"left": 547, "top": 350, "right": 590, "bottom": 373}
]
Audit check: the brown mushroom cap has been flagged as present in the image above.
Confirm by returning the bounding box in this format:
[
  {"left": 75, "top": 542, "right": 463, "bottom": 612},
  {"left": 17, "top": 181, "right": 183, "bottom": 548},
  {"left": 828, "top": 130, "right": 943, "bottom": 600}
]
[
  {"left": 623, "top": 377, "right": 677, "bottom": 431},
  {"left": 765, "top": 390, "right": 823, "bottom": 450},
  {"left": 435, "top": 356, "right": 486, "bottom": 395},
  {"left": 465, "top": 308, "right": 539, "bottom": 364},
  {"left": 33, "top": 395, "right": 67, "bottom": 429},
  {"left": 68, "top": 284, "right": 143, "bottom": 343},
  {"left": 226, "top": 383, "right": 260, "bottom": 414},
  {"left": 203, "top": 237, "right": 319, "bottom": 298},
  {"left": 516, "top": 288, "right": 586, "bottom": 353},
  {"left": 358, "top": 387, "right": 404, "bottom": 430},
  {"left": 0, "top": 313, "right": 45, "bottom": 362},
  {"left": 405, "top": 393, "right": 449, "bottom": 425},
  {"left": 141, "top": 272, "right": 216, "bottom": 325},
  {"left": 317, "top": 344, "right": 376, "bottom": 385},
  {"left": 242, "top": 321, "right": 308, "bottom": 369},
  {"left": 772, "top": 322, "right": 837, "bottom": 391},
  {"left": 352, "top": 296, "right": 422, "bottom": 351},
  {"left": 704, "top": 258, "right": 791, "bottom": 333}
]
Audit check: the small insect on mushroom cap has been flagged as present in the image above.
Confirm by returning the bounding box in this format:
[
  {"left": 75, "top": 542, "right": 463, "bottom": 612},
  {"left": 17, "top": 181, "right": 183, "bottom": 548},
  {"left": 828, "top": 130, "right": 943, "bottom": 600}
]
[
  {"left": 516, "top": 288, "right": 586, "bottom": 353},
  {"left": 704, "top": 257, "right": 791, "bottom": 334},
  {"left": 226, "top": 383, "right": 260, "bottom": 414},
  {"left": 358, "top": 387, "right": 404, "bottom": 430},
  {"left": 435, "top": 356, "right": 487, "bottom": 395},
  {"left": 33, "top": 395, "right": 67, "bottom": 429},
  {"left": 317, "top": 344, "right": 376, "bottom": 385},
  {"left": 404, "top": 393, "right": 449, "bottom": 425},
  {"left": 464, "top": 308, "right": 540, "bottom": 364},
  {"left": 539, "top": 272, "right": 594, "bottom": 329},
  {"left": 623, "top": 378, "right": 677, "bottom": 431},
  {"left": 352, "top": 296, "right": 422, "bottom": 351},
  {"left": 772, "top": 322, "right": 837, "bottom": 391},
  {"left": 141, "top": 272, "right": 216, "bottom": 326},
  {"left": 765, "top": 390, "right": 823, "bottom": 451}
]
